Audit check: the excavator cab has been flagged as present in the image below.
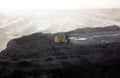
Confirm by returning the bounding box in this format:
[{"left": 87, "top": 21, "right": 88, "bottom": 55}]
[{"left": 54, "top": 34, "right": 69, "bottom": 43}]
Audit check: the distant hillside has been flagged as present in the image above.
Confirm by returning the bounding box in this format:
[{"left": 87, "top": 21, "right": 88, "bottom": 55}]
[
  {"left": 54, "top": 25, "right": 120, "bottom": 36},
  {"left": 67, "top": 25, "right": 120, "bottom": 34}
]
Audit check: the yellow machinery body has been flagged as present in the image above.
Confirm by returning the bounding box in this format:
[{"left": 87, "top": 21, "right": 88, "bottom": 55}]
[{"left": 54, "top": 36, "right": 68, "bottom": 43}]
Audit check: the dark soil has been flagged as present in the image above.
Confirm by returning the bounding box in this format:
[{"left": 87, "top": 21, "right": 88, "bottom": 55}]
[{"left": 0, "top": 26, "right": 120, "bottom": 78}]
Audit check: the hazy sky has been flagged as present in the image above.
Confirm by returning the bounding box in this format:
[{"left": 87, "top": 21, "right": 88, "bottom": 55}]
[{"left": 0, "top": 0, "right": 119, "bottom": 9}]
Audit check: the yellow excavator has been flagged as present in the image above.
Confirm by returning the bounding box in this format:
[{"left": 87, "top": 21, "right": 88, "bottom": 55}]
[{"left": 54, "top": 34, "right": 69, "bottom": 43}]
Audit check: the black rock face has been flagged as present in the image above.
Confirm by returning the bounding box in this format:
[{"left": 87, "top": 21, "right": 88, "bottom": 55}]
[{"left": 0, "top": 26, "right": 120, "bottom": 78}]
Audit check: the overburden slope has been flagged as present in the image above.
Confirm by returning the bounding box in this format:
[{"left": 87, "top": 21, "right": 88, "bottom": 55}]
[{"left": 0, "top": 25, "right": 120, "bottom": 78}]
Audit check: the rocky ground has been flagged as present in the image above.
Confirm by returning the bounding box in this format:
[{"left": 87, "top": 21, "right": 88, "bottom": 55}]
[{"left": 0, "top": 26, "right": 120, "bottom": 78}]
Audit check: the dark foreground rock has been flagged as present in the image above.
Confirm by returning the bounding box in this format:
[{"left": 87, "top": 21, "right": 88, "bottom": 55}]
[{"left": 0, "top": 26, "right": 120, "bottom": 78}]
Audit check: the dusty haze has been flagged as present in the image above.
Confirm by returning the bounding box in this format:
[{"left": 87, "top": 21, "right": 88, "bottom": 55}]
[{"left": 0, "top": 9, "right": 120, "bottom": 51}]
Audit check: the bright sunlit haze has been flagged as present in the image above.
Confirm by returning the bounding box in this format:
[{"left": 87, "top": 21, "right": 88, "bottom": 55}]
[
  {"left": 0, "top": 0, "right": 120, "bottom": 51},
  {"left": 0, "top": 0, "right": 120, "bottom": 9}
]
